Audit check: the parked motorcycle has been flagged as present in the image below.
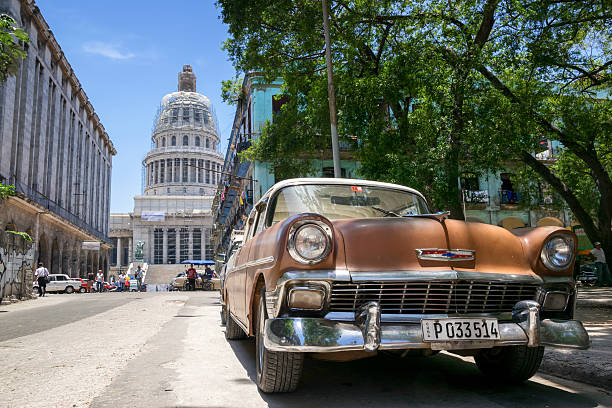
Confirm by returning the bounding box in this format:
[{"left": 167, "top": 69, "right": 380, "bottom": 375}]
[{"left": 577, "top": 264, "right": 598, "bottom": 287}]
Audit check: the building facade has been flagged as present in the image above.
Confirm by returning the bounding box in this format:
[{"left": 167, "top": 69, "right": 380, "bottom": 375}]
[
  {"left": 0, "top": 0, "right": 115, "bottom": 296},
  {"left": 109, "top": 66, "right": 223, "bottom": 270},
  {"left": 210, "top": 74, "right": 360, "bottom": 256}
]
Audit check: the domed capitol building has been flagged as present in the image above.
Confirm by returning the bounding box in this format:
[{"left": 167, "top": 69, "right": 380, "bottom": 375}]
[{"left": 109, "top": 66, "right": 223, "bottom": 273}]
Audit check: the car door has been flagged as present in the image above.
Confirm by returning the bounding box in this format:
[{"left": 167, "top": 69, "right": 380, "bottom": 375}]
[
  {"left": 227, "top": 212, "right": 257, "bottom": 326},
  {"left": 47, "top": 275, "right": 58, "bottom": 292},
  {"left": 55, "top": 275, "right": 67, "bottom": 291}
]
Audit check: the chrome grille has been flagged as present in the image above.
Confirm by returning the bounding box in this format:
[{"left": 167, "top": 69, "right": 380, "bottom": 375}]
[{"left": 329, "top": 281, "right": 539, "bottom": 314}]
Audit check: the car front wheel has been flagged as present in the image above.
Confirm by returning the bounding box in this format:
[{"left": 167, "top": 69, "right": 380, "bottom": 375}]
[
  {"left": 79, "top": 287, "right": 87, "bottom": 293},
  {"left": 474, "top": 345, "right": 544, "bottom": 383},
  {"left": 65, "top": 286, "right": 74, "bottom": 294},
  {"left": 255, "top": 287, "right": 303, "bottom": 393}
]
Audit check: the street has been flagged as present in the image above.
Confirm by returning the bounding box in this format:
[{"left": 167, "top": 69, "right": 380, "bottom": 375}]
[{"left": 0, "top": 291, "right": 611, "bottom": 408}]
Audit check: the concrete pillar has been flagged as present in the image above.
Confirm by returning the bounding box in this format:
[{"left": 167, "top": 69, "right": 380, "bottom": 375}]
[
  {"left": 117, "top": 237, "right": 122, "bottom": 267},
  {"left": 163, "top": 229, "right": 168, "bottom": 264},
  {"left": 202, "top": 228, "right": 207, "bottom": 261}
]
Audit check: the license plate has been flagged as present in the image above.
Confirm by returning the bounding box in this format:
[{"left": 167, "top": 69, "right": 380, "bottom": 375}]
[{"left": 421, "top": 318, "right": 500, "bottom": 341}]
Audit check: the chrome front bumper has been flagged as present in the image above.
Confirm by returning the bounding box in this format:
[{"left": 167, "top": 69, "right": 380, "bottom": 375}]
[{"left": 264, "top": 301, "right": 590, "bottom": 352}]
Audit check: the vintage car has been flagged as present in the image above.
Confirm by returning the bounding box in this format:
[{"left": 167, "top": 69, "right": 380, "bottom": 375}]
[
  {"left": 33, "top": 274, "right": 82, "bottom": 294},
  {"left": 219, "top": 234, "right": 244, "bottom": 325},
  {"left": 222, "top": 178, "right": 590, "bottom": 393}
]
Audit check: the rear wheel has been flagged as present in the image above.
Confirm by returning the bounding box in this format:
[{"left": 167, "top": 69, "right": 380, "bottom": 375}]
[
  {"left": 225, "top": 297, "right": 247, "bottom": 340},
  {"left": 256, "top": 287, "right": 303, "bottom": 393},
  {"left": 79, "top": 287, "right": 87, "bottom": 293},
  {"left": 65, "top": 286, "right": 74, "bottom": 294},
  {"left": 474, "top": 345, "right": 544, "bottom": 383},
  {"left": 220, "top": 304, "right": 227, "bottom": 326}
]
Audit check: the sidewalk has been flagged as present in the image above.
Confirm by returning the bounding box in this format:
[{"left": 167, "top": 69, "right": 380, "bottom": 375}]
[{"left": 540, "top": 287, "right": 612, "bottom": 390}]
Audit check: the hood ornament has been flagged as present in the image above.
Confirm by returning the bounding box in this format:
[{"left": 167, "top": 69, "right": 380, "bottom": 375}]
[{"left": 416, "top": 249, "right": 475, "bottom": 261}]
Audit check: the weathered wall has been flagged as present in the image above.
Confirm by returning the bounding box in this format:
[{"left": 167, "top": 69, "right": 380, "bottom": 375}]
[{"left": 0, "top": 229, "right": 34, "bottom": 303}]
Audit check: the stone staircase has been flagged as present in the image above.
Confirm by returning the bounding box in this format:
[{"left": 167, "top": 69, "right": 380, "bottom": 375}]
[{"left": 144, "top": 264, "right": 187, "bottom": 285}]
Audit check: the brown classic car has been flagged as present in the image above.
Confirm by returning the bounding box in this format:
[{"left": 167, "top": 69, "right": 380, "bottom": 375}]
[{"left": 222, "top": 178, "right": 589, "bottom": 393}]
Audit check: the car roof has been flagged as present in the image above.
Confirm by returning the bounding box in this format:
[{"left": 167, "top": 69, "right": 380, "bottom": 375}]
[{"left": 260, "top": 178, "right": 426, "bottom": 203}]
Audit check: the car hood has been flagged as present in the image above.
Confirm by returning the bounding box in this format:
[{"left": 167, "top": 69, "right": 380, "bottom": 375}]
[{"left": 332, "top": 217, "right": 535, "bottom": 276}]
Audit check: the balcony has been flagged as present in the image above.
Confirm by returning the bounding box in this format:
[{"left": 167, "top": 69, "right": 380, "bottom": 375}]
[{"left": 500, "top": 190, "right": 521, "bottom": 205}]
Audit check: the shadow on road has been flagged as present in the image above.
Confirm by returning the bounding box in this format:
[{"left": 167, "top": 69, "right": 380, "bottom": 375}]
[{"left": 228, "top": 338, "right": 603, "bottom": 407}]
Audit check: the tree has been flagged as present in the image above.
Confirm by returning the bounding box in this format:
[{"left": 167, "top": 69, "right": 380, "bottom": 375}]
[
  {"left": 0, "top": 14, "right": 28, "bottom": 82},
  {"left": 218, "top": 0, "right": 611, "bottom": 270}
]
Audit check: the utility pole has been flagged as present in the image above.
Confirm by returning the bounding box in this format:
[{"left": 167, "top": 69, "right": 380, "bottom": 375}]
[{"left": 322, "top": 0, "right": 342, "bottom": 178}]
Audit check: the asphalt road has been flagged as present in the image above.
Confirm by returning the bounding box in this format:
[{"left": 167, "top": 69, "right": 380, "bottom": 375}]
[
  {"left": 0, "top": 293, "right": 138, "bottom": 342},
  {"left": 1, "top": 291, "right": 610, "bottom": 408}
]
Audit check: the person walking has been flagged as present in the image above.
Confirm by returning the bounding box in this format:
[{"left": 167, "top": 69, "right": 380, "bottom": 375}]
[
  {"left": 135, "top": 265, "right": 143, "bottom": 292},
  {"left": 96, "top": 269, "right": 104, "bottom": 293},
  {"left": 34, "top": 262, "right": 49, "bottom": 297},
  {"left": 187, "top": 264, "right": 197, "bottom": 291},
  {"left": 591, "top": 242, "right": 612, "bottom": 287},
  {"left": 87, "top": 270, "right": 95, "bottom": 293},
  {"left": 118, "top": 272, "right": 126, "bottom": 292}
]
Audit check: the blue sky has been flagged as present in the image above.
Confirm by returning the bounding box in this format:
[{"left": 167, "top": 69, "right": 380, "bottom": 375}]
[{"left": 36, "top": 0, "right": 237, "bottom": 213}]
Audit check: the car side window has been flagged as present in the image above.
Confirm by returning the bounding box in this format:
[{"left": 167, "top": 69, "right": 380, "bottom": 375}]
[
  {"left": 252, "top": 210, "right": 263, "bottom": 238},
  {"left": 56, "top": 275, "right": 66, "bottom": 281},
  {"left": 48, "top": 276, "right": 56, "bottom": 281}
]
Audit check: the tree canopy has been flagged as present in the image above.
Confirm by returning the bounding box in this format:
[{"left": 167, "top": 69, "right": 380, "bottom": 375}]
[{"left": 217, "top": 0, "right": 611, "bottom": 261}]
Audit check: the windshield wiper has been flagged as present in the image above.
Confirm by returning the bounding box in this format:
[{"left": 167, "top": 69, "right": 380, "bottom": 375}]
[{"left": 372, "top": 206, "right": 400, "bottom": 217}]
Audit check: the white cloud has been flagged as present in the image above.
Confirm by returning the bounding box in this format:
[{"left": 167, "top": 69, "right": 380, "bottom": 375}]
[{"left": 82, "top": 41, "right": 135, "bottom": 60}]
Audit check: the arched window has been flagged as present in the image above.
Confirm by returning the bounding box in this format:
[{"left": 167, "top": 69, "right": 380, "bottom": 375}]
[
  {"left": 171, "top": 136, "right": 176, "bottom": 146},
  {"left": 183, "top": 135, "right": 189, "bottom": 146},
  {"left": 162, "top": 137, "right": 166, "bottom": 147},
  {"left": 195, "top": 136, "right": 200, "bottom": 147},
  {"left": 205, "top": 138, "right": 209, "bottom": 148}
]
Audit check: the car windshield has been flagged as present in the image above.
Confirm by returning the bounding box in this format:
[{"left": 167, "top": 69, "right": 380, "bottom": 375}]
[{"left": 266, "top": 184, "right": 429, "bottom": 226}]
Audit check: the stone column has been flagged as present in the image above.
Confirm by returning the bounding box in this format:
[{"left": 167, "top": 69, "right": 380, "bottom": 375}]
[
  {"left": 202, "top": 228, "right": 207, "bottom": 261},
  {"left": 128, "top": 237, "right": 133, "bottom": 266},
  {"left": 117, "top": 237, "right": 122, "bottom": 267},
  {"left": 176, "top": 228, "right": 181, "bottom": 262},
  {"left": 188, "top": 229, "right": 194, "bottom": 259},
  {"left": 163, "top": 229, "right": 168, "bottom": 264}
]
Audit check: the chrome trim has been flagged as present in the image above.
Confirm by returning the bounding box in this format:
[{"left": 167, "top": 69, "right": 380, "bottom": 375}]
[
  {"left": 349, "top": 270, "right": 542, "bottom": 283},
  {"left": 235, "top": 256, "right": 275, "bottom": 271},
  {"left": 355, "top": 302, "right": 381, "bottom": 352},
  {"left": 416, "top": 248, "right": 475, "bottom": 262},
  {"left": 540, "top": 234, "right": 575, "bottom": 272},
  {"left": 287, "top": 220, "right": 333, "bottom": 265},
  {"left": 541, "top": 276, "right": 574, "bottom": 283},
  {"left": 263, "top": 317, "right": 590, "bottom": 353},
  {"left": 267, "top": 270, "right": 350, "bottom": 318},
  {"left": 324, "top": 311, "right": 513, "bottom": 323}
]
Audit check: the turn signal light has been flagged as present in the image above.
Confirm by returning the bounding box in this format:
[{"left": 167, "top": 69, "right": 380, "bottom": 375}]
[
  {"left": 542, "top": 292, "right": 568, "bottom": 311},
  {"left": 288, "top": 287, "right": 325, "bottom": 310}
]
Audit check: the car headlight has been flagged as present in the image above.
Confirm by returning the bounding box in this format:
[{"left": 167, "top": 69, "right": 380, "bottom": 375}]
[
  {"left": 540, "top": 234, "right": 574, "bottom": 271},
  {"left": 288, "top": 221, "right": 332, "bottom": 265}
]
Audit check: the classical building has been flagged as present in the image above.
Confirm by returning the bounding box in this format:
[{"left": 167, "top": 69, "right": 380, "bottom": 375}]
[
  {"left": 109, "top": 66, "right": 223, "bottom": 271},
  {"left": 0, "top": 0, "right": 115, "bottom": 295}
]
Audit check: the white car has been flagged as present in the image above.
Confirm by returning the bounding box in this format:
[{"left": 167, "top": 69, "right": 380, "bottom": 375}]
[{"left": 33, "top": 274, "right": 82, "bottom": 293}]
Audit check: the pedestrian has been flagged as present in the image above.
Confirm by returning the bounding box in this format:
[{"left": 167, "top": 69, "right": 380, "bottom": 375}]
[
  {"left": 135, "top": 265, "right": 143, "bottom": 292},
  {"left": 96, "top": 269, "right": 104, "bottom": 293},
  {"left": 590, "top": 242, "right": 612, "bottom": 287},
  {"left": 119, "top": 272, "right": 126, "bottom": 292},
  {"left": 87, "top": 270, "right": 95, "bottom": 293},
  {"left": 186, "top": 264, "right": 197, "bottom": 291},
  {"left": 34, "top": 262, "right": 49, "bottom": 297}
]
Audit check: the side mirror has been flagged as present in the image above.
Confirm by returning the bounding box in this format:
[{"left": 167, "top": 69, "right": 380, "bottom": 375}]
[
  {"left": 216, "top": 253, "right": 226, "bottom": 263},
  {"left": 255, "top": 198, "right": 268, "bottom": 213}
]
